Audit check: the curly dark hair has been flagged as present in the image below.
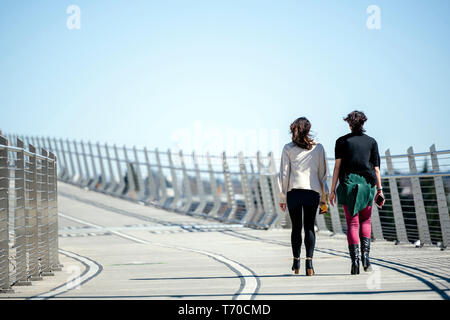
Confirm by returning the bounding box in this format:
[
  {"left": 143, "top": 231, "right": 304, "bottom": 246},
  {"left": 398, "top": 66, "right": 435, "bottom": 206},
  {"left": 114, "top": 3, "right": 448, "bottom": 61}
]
[
  {"left": 344, "top": 110, "right": 367, "bottom": 134},
  {"left": 290, "top": 117, "right": 315, "bottom": 150}
]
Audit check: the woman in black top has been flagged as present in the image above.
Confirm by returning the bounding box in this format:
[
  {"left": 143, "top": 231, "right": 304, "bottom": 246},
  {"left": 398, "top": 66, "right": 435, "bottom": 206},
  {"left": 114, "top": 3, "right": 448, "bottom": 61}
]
[{"left": 329, "top": 111, "right": 385, "bottom": 274}]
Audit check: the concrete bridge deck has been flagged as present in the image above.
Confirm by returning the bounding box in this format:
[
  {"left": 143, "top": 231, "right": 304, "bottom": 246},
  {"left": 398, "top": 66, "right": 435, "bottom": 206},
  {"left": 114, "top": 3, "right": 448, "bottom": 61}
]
[{"left": 2, "top": 182, "right": 449, "bottom": 300}]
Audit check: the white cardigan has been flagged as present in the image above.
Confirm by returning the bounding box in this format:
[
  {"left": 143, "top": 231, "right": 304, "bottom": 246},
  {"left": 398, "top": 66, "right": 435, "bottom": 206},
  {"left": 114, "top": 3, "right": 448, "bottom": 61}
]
[{"left": 277, "top": 142, "right": 329, "bottom": 203}]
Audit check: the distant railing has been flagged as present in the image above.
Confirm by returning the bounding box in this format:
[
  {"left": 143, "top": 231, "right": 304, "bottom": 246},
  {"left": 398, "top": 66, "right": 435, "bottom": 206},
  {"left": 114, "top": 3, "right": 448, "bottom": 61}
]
[
  {"left": 0, "top": 136, "right": 61, "bottom": 293},
  {"left": 4, "top": 134, "right": 286, "bottom": 231},
  {"left": 4, "top": 133, "right": 450, "bottom": 250}
]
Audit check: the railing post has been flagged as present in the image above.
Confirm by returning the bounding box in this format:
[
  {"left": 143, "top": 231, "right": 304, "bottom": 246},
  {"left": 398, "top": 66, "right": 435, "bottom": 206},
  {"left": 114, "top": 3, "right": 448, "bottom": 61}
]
[
  {"left": 385, "top": 149, "right": 409, "bottom": 243},
  {"left": 104, "top": 143, "right": 116, "bottom": 193},
  {"left": 167, "top": 149, "right": 180, "bottom": 209},
  {"left": 24, "top": 135, "right": 29, "bottom": 143},
  {"left": 88, "top": 141, "right": 99, "bottom": 189},
  {"left": 221, "top": 152, "right": 238, "bottom": 222},
  {"left": 238, "top": 152, "right": 256, "bottom": 225},
  {"left": 40, "top": 136, "right": 49, "bottom": 151},
  {"left": 48, "top": 152, "right": 61, "bottom": 271},
  {"left": 54, "top": 138, "right": 66, "bottom": 180},
  {"left": 73, "top": 140, "right": 84, "bottom": 186},
  {"left": 28, "top": 144, "right": 42, "bottom": 281},
  {"left": 47, "top": 152, "right": 57, "bottom": 270},
  {"left": 38, "top": 136, "right": 43, "bottom": 148},
  {"left": 96, "top": 143, "right": 107, "bottom": 192},
  {"left": 407, "top": 147, "right": 432, "bottom": 245},
  {"left": 143, "top": 147, "right": 157, "bottom": 203},
  {"left": 59, "top": 139, "right": 69, "bottom": 181},
  {"left": 154, "top": 148, "right": 168, "bottom": 207},
  {"left": 192, "top": 151, "right": 207, "bottom": 215},
  {"left": 256, "top": 152, "right": 275, "bottom": 228},
  {"left": 34, "top": 136, "right": 41, "bottom": 151},
  {"left": 113, "top": 144, "right": 125, "bottom": 196},
  {"left": 248, "top": 159, "right": 265, "bottom": 227},
  {"left": 39, "top": 148, "right": 53, "bottom": 276},
  {"left": 430, "top": 144, "right": 450, "bottom": 248},
  {"left": 48, "top": 138, "right": 62, "bottom": 180},
  {"left": 0, "top": 136, "right": 13, "bottom": 292},
  {"left": 267, "top": 152, "right": 284, "bottom": 228},
  {"left": 14, "top": 138, "right": 31, "bottom": 286},
  {"left": 370, "top": 205, "right": 385, "bottom": 241},
  {"left": 179, "top": 150, "right": 193, "bottom": 212},
  {"left": 25, "top": 136, "right": 32, "bottom": 149},
  {"left": 133, "top": 146, "right": 145, "bottom": 200},
  {"left": 80, "top": 141, "right": 91, "bottom": 187},
  {"left": 66, "top": 139, "right": 76, "bottom": 183},
  {"left": 45, "top": 136, "right": 52, "bottom": 152},
  {"left": 206, "top": 152, "right": 221, "bottom": 217},
  {"left": 41, "top": 136, "right": 50, "bottom": 152},
  {"left": 123, "top": 145, "right": 136, "bottom": 199},
  {"left": 61, "top": 138, "right": 70, "bottom": 181}
]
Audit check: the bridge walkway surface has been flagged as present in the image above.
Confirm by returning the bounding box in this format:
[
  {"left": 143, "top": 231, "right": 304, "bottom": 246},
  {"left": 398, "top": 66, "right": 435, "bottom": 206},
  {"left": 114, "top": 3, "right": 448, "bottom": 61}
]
[{"left": 2, "top": 182, "right": 449, "bottom": 300}]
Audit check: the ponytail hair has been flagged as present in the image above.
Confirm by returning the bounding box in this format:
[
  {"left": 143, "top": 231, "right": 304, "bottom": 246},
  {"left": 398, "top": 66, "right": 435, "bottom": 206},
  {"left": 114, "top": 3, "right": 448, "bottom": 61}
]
[{"left": 290, "top": 117, "right": 315, "bottom": 150}]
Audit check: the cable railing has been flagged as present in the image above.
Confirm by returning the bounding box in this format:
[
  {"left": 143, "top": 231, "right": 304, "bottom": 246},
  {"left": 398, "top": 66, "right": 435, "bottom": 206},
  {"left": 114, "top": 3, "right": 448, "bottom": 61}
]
[
  {"left": 324, "top": 146, "right": 450, "bottom": 249},
  {"left": 4, "top": 133, "right": 450, "bottom": 251},
  {"left": 0, "top": 136, "right": 61, "bottom": 293},
  {"left": 4, "top": 135, "right": 288, "bottom": 231}
]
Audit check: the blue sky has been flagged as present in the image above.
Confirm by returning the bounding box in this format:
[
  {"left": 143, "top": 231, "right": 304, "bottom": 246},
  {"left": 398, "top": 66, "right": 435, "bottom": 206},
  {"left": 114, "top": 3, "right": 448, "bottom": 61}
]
[{"left": 1, "top": 0, "right": 449, "bottom": 158}]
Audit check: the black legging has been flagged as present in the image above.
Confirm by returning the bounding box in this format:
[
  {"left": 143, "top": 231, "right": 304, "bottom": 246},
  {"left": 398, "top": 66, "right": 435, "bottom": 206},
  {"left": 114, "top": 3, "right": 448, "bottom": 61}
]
[{"left": 287, "top": 189, "right": 320, "bottom": 259}]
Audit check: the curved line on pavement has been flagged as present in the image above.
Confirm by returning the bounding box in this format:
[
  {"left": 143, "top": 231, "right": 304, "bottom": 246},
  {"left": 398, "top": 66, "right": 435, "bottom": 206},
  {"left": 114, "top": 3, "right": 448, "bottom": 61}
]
[
  {"left": 59, "top": 212, "right": 259, "bottom": 300},
  {"left": 28, "top": 249, "right": 103, "bottom": 300},
  {"left": 221, "top": 230, "right": 449, "bottom": 300}
]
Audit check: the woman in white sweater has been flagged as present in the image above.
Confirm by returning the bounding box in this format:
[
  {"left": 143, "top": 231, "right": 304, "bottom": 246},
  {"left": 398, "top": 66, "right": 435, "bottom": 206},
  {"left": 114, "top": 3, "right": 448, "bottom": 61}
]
[{"left": 278, "top": 117, "right": 329, "bottom": 276}]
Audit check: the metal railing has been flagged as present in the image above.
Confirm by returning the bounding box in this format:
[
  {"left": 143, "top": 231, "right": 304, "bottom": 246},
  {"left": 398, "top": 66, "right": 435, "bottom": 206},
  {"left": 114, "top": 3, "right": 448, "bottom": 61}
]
[
  {"left": 321, "top": 146, "right": 450, "bottom": 249},
  {"left": 5, "top": 133, "right": 450, "bottom": 250},
  {"left": 4, "top": 134, "right": 287, "bottom": 231},
  {"left": 0, "top": 136, "right": 61, "bottom": 293}
]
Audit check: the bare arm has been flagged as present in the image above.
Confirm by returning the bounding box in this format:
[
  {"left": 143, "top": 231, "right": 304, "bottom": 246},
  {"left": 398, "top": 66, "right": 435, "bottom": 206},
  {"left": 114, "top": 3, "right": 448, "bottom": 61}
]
[
  {"left": 374, "top": 166, "right": 385, "bottom": 206},
  {"left": 374, "top": 166, "right": 382, "bottom": 189},
  {"left": 318, "top": 145, "right": 330, "bottom": 202},
  {"left": 329, "top": 159, "right": 341, "bottom": 206}
]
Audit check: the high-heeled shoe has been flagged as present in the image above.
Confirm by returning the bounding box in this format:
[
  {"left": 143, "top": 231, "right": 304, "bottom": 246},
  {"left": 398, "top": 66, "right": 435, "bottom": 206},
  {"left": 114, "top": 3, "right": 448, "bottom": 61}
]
[
  {"left": 291, "top": 257, "right": 300, "bottom": 274},
  {"left": 305, "top": 257, "right": 314, "bottom": 276}
]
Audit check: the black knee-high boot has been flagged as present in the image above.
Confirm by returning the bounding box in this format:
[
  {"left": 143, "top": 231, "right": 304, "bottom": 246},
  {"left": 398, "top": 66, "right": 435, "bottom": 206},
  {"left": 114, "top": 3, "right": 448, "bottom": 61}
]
[
  {"left": 360, "top": 237, "right": 372, "bottom": 272},
  {"left": 348, "top": 244, "right": 360, "bottom": 275}
]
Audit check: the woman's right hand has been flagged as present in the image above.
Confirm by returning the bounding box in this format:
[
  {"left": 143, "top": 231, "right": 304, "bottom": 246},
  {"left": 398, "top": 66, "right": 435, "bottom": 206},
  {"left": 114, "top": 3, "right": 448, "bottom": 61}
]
[
  {"left": 329, "top": 191, "right": 337, "bottom": 206},
  {"left": 375, "top": 191, "right": 386, "bottom": 207}
]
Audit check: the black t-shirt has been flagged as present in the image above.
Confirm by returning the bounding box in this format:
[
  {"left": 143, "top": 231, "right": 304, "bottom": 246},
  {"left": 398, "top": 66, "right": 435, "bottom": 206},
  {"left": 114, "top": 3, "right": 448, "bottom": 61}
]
[{"left": 334, "top": 132, "right": 380, "bottom": 186}]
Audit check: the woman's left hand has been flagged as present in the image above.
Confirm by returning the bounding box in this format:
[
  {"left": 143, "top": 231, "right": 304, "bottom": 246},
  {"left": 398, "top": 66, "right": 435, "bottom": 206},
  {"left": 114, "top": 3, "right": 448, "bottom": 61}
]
[{"left": 329, "top": 191, "right": 337, "bottom": 206}]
